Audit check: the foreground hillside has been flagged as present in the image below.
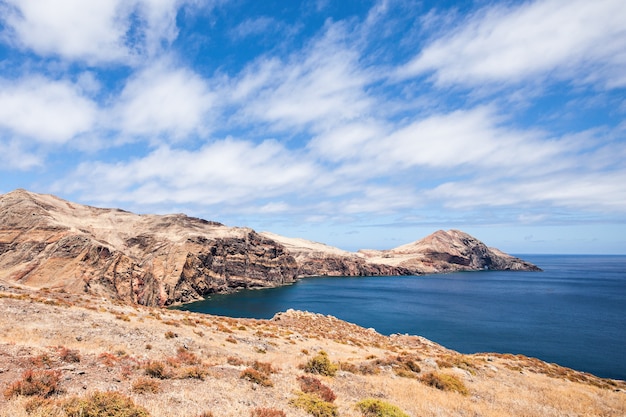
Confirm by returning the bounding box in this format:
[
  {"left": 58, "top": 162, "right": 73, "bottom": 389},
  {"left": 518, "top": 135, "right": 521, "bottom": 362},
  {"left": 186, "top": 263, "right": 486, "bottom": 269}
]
[
  {"left": 0, "top": 284, "right": 624, "bottom": 417},
  {"left": 0, "top": 189, "right": 539, "bottom": 307}
]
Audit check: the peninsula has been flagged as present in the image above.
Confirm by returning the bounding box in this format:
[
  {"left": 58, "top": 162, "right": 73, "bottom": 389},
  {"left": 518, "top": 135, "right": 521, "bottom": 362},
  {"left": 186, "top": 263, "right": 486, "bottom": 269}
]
[{"left": 0, "top": 189, "right": 539, "bottom": 307}]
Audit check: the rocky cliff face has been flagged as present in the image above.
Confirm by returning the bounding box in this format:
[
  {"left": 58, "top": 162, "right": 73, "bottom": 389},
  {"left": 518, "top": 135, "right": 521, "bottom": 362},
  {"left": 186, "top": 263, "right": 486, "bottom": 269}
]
[
  {"left": 0, "top": 190, "right": 540, "bottom": 306},
  {"left": 0, "top": 190, "right": 297, "bottom": 306}
]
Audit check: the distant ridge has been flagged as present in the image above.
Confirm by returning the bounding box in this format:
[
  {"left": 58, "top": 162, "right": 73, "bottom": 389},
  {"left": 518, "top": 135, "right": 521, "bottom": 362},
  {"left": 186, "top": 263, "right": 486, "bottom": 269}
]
[{"left": 0, "top": 189, "right": 540, "bottom": 306}]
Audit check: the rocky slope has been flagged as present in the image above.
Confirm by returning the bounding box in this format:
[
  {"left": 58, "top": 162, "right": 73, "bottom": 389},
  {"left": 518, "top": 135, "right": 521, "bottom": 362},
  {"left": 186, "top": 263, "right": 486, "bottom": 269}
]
[
  {"left": 0, "top": 286, "right": 623, "bottom": 417},
  {"left": 0, "top": 189, "right": 297, "bottom": 306},
  {"left": 358, "top": 229, "right": 541, "bottom": 273},
  {"left": 0, "top": 189, "right": 540, "bottom": 306}
]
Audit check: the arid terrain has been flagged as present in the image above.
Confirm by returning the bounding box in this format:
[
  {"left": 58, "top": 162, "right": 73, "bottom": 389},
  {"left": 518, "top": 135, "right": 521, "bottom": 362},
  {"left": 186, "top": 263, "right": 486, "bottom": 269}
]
[{"left": 0, "top": 282, "right": 624, "bottom": 417}]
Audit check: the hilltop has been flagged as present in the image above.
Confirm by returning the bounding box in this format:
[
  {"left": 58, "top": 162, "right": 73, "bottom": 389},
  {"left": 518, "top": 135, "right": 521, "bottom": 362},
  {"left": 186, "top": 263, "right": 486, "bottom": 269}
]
[{"left": 0, "top": 189, "right": 539, "bottom": 307}]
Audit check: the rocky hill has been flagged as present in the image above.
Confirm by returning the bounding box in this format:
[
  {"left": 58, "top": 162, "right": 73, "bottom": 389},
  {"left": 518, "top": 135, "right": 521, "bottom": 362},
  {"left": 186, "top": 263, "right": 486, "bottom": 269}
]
[{"left": 0, "top": 189, "right": 539, "bottom": 306}]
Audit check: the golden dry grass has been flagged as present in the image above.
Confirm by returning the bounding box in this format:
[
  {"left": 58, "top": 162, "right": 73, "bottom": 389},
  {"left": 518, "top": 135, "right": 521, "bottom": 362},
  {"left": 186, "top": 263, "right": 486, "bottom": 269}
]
[{"left": 0, "top": 286, "right": 624, "bottom": 417}]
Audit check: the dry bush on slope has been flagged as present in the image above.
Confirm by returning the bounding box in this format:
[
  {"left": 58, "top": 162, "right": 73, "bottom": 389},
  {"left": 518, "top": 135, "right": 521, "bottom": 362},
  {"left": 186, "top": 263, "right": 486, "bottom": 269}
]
[
  {"left": 240, "top": 367, "right": 274, "bottom": 387},
  {"left": 132, "top": 377, "right": 161, "bottom": 394},
  {"left": 420, "top": 372, "right": 469, "bottom": 395},
  {"left": 290, "top": 392, "right": 338, "bottom": 417},
  {"left": 303, "top": 351, "right": 337, "bottom": 377},
  {"left": 297, "top": 375, "right": 336, "bottom": 402},
  {"left": 356, "top": 399, "right": 410, "bottom": 417},
  {"left": 4, "top": 369, "right": 62, "bottom": 399},
  {"left": 250, "top": 408, "right": 287, "bottom": 417},
  {"left": 63, "top": 391, "right": 150, "bottom": 417}
]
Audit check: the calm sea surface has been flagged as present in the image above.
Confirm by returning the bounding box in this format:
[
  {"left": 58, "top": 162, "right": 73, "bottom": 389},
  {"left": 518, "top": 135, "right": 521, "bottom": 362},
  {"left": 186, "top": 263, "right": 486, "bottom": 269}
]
[{"left": 175, "top": 255, "right": 626, "bottom": 380}]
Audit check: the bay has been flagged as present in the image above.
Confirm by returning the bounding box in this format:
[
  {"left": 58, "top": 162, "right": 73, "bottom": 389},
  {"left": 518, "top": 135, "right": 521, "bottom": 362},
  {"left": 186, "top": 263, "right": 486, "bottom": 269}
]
[{"left": 175, "top": 255, "right": 626, "bottom": 380}]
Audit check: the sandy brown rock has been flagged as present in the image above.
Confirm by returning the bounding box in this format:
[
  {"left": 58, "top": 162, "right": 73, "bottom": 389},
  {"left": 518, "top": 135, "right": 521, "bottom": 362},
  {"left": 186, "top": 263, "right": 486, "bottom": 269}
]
[
  {"left": 0, "top": 189, "right": 298, "bottom": 306},
  {"left": 359, "top": 229, "right": 541, "bottom": 273}
]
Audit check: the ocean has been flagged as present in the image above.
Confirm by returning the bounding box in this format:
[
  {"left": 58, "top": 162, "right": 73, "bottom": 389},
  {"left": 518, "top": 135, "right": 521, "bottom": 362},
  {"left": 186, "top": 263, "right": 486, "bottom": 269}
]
[{"left": 174, "top": 255, "right": 626, "bottom": 380}]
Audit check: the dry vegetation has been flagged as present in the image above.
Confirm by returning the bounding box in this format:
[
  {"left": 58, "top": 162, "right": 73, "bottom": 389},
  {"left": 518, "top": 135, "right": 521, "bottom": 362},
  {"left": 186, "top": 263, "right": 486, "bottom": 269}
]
[{"left": 0, "top": 284, "right": 624, "bottom": 417}]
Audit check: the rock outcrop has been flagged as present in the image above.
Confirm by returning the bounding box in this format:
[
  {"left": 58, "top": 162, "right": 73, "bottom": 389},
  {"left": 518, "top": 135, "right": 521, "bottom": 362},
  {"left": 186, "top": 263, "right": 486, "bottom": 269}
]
[
  {"left": 0, "top": 190, "right": 540, "bottom": 306},
  {"left": 358, "top": 229, "right": 541, "bottom": 273},
  {"left": 0, "top": 189, "right": 297, "bottom": 306}
]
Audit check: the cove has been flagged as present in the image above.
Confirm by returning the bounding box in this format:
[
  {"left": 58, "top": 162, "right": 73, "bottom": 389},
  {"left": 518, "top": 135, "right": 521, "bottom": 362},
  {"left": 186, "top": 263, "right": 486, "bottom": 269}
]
[{"left": 174, "top": 255, "right": 626, "bottom": 380}]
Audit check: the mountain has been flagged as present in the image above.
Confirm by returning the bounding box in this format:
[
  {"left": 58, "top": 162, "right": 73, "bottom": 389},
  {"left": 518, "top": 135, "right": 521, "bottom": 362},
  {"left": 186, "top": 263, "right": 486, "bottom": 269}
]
[{"left": 0, "top": 189, "right": 540, "bottom": 306}]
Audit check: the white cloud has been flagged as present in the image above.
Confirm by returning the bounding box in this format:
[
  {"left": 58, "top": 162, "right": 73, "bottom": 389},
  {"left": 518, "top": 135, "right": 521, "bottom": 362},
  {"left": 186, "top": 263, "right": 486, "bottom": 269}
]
[
  {"left": 400, "top": 0, "right": 626, "bottom": 88},
  {"left": 308, "top": 120, "right": 388, "bottom": 162},
  {"left": 111, "top": 62, "right": 215, "bottom": 140},
  {"left": 230, "top": 16, "right": 278, "bottom": 40},
  {"left": 430, "top": 171, "right": 626, "bottom": 212},
  {"left": 231, "top": 23, "right": 374, "bottom": 133},
  {"left": 313, "top": 107, "right": 567, "bottom": 180},
  {"left": 0, "top": 0, "right": 201, "bottom": 63},
  {"left": 0, "top": 141, "right": 42, "bottom": 170},
  {"left": 0, "top": 76, "right": 97, "bottom": 143},
  {"left": 59, "top": 138, "right": 319, "bottom": 207}
]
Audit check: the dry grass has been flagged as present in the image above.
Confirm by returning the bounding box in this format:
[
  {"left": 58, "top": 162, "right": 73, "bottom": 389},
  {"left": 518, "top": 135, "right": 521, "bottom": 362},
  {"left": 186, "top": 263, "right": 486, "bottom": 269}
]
[{"left": 0, "top": 286, "right": 624, "bottom": 417}]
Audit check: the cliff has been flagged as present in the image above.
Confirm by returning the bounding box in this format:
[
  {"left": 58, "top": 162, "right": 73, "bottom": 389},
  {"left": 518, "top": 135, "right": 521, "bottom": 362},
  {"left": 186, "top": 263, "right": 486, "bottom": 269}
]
[
  {"left": 0, "top": 189, "right": 297, "bottom": 306},
  {"left": 0, "top": 189, "right": 540, "bottom": 306}
]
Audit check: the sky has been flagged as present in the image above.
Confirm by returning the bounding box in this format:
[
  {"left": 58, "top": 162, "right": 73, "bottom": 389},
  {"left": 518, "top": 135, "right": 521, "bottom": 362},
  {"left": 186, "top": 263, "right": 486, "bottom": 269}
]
[{"left": 0, "top": 0, "right": 625, "bottom": 254}]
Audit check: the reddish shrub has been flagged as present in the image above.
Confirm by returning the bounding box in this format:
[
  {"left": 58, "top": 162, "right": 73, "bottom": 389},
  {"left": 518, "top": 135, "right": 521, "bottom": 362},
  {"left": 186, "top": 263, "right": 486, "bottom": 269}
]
[
  {"left": 58, "top": 347, "right": 81, "bottom": 363},
  {"left": 4, "top": 369, "right": 62, "bottom": 398},
  {"left": 297, "top": 375, "right": 336, "bottom": 402},
  {"left": 250, "top": 407, "right": 287, "bottom": 417},
  {"left": 240, "top": 368, "right": 273, "bottom": 387}
]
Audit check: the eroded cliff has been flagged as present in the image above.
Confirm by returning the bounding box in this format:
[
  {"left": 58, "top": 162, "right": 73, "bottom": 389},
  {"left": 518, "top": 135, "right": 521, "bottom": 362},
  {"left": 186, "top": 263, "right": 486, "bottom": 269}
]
[{"left": 0, "top": 190, "right": 540, "bottom": 306}]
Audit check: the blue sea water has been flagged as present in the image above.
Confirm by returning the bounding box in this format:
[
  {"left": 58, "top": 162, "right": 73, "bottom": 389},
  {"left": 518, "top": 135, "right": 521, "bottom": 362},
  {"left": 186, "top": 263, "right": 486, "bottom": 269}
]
[{"left": 175, "top": 255, "right": 626, "bottom": 380}]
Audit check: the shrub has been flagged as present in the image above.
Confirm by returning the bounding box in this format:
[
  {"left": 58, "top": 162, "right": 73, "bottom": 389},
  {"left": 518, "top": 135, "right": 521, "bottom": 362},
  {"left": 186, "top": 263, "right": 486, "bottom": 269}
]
[
  {"left": 197, "top": 412, "right": 214, "bottom": 417},
  {"left": 24, "top": 396, "right": 62, "bottom": 415},
  {"left": 30, "top": 353, "right": 53, "bottom": 368},
  {"left": 420, "top": 372, "right": 469, "bottom": 395},
  {"left": 132, "top": 377, "right": 161, "bottom": 394},
  {"left": 58, "top": 347, "right": 81, "bottom": 363},
  {"left": 166, "top": 347, "right": 201, "bottom": 368},
  {"left": 179, "top": 365, "right": 206, "bottom": 380},
  {"left": 297, "top": 375, "right": 336, "bottom": 402},
  {"left": 227, "top": 356, "right": 245, "bottom": 366},
  {"left": 143, "top": 361, "right": 170, "bottom": 379},
  {"left": 303, "top": 351, "right": 337, "bottom": 377},
  {"left": 63, "top": 391, "right": 150, "bottom": 417},
  {"left": 249, "top": 360, "right": 276, "bottom": 374},
  {"left": 356, "top": 399, "right": 410, "bottom": 417},
  {"left": 290, "top": 392, "right": 338, "bottom": 417},
  {"left": 164, "top": 331, "right": 177, "bottom": 339},
  {"left": 98, "top": 352, "right": 119, "bottom": 367},
  {"left": 4, "top": 369, "right": 62, "bottom": 398},
  {"left": 250, "top": 408, "right": 287, "bottom": 417},
  {"left": 240, "top": 367, "right": 273, "bottom": 387}
]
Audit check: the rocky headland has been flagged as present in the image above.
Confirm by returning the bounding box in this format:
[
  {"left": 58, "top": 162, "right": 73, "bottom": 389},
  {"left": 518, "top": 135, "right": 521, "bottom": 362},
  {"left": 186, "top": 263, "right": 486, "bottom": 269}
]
[
  {"left": 0, "top": 190, "right": 623, "bottom": 417},
  {"left": 0, "top": 189, "right": 539, "bottom": 307}
]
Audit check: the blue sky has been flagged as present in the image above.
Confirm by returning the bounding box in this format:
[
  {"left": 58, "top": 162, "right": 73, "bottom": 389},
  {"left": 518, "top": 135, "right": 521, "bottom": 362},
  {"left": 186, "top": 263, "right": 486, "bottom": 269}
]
[{"left": 0, "top": 0, "right": 625, "bottom": 254}]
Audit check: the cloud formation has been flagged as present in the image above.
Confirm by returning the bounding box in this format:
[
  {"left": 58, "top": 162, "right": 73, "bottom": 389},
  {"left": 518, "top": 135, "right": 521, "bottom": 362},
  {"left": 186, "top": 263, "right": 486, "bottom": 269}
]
[
  {"left": 0, "top": 0, "right": 624, "bottom": 252},
  {"left": 399, "top": 0, "right": 626, "bottom": 88}
]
